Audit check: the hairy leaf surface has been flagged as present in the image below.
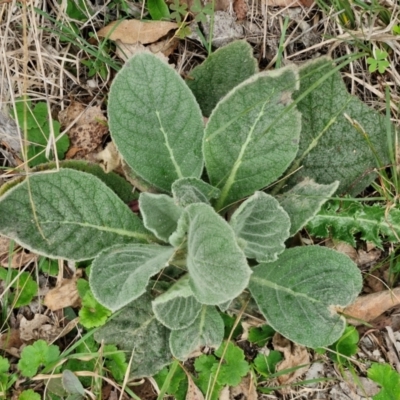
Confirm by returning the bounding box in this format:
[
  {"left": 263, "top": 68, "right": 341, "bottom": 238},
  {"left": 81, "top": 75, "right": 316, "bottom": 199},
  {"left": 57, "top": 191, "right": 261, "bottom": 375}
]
[
  {"left": 95, "top": 293, "right": 171, "bottom": 379},
  {"left": 204, "top": 66, "right": 301, "bottom": 210},
  {"left": 186, "top": 40, "right": 258, "bottom": 117},
  {"left": 307, "top": 200, "right": 400, "bottom": 248},
  {"left": 278, "top": 178, "right": 339, "bottom": 236},
  {"left": 152, "top": 275, "right": 202, "bottom": 330},
  {"left": 169, "top": 306, "right": 224, "bottom": 360},
  {"left": 90, "top": 244, "right": 174, "bottom": 311},
  {"left": 230, "top": 191, "right": 290, "bottom": 262},
  {"left": 290, "top": 57, "right": 391, "bottom": 195},
  {"left": 249, "top": 246, "right": 362, "bottom": 348},
  {"left": 108, "top": 53, "right": 204, "bottom": 192},
  {"left": 172, "top": 177, "right": 220, "bottom": 207},
  {"left": 0, "top": 169, "right": 150, "bottom": 261},
  {"left": 139, "top": 193, "right": 182, "bottom": 242}
]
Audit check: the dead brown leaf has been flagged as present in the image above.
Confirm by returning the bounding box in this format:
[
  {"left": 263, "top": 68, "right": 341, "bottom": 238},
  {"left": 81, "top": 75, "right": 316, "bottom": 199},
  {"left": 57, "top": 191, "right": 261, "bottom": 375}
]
[
  {"left": 272, "top": 333, "right": 310, "bottom": 386},
  {"left": 344, "top": 287, "right": 400, "bottom": 326},
  {"left": 234, "top": 0, "right": 248, "bottom": 20},
  {"left": 223, "top": 374, "right": 257, "bottom": 400},
  {"left": 94, "top": 141, "right": 121, "bottom": 173},
  {"left": 0, "top": 236, "right": 37, "bottom": 268},
  {"left": 0, "top": 329, "right": 23, "bottom": 357},
  {"left": 59, "top": 102, "right": 108, "bottom": 158},
  {"left": 97, "top": 20, "right": 178, "bottom": 45},
  {"left": 186, "top": 373, "right": 205, "bottom": 400},
  {"left": 19, "top": 314, "right": 79, "bottom": 342},
  {"left": 44, "top": 276, "right": 81, "bottom": 311},
  {"left": 263, "top": 0, "right": 313, "bottom": 6}
]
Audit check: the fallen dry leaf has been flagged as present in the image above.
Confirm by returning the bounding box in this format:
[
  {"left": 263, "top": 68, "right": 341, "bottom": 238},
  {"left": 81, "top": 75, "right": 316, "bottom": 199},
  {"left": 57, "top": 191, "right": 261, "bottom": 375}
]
[
  {"left": 94, "top": 141, "right": 121, "bottom": 173},
  {"left": 227, "top": 374, "right": 257, "bottom": 400},
  {"left": 0, "top": 329, "right": 23, "bottom": 357},
  {"left": 273, "top": 333, "right": 310, "bottom": 386},
  {"left": 44, "top": 276, "right": 81, "bottom": 311},
  {"left": 186, "top": 372, "right": 205, "bottom": 400},
  {"left": 115, "top": 41, "right": 171, "bottom": 63},
  {"left": 19, "top": 314, "right": 78, "bottom": 343},
  {"left": 0, "top": 236, "right": 37, "bottom": 268},
  {"left": 344, "top": 287, "right": 400, "bottom": 326},
  {"left": 97, "top": 20, "right": 178, "bottom": 45},
  {"left": 59, "top": 102, "right": 108, "bottom": 158},
  {"left": 234, "top": 0, "right": 248, "bottom": 20},
  {"left": 263, "top": 0, "right": 313, "bottom": 6}
]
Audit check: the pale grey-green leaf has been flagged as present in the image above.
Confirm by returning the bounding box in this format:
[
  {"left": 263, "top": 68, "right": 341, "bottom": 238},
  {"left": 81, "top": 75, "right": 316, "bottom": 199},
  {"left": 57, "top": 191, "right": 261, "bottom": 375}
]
[
  {"left": 152, "top": 275, "right": 202, "bottom": 330},
  {"left": 90, "top": 244, "right": 174, "bottom": 312},
  {"left": 94, "top": 293, "right": 171, "bottom": 379},
  {"left": 169, "top": 306, "right": 224, "bottom": 360},
  {"left": 184, "top": 203, "right": 252, "bottom": 304},
  {"left": 204, "top": 66, "right": 301, "bottom": 210},
  {"left": 289, "top": 57, "right": 391, "bottom": 195},
  {"left": 186, "top": 40, "right": 258, "bottom": 117},
  {"left": 171, "top": 177, "right": 220, "bottom": 207},
  {"left": 278, "top": 178, "right": 339, "bottom": 236},
  {"left": 139, "top": 193, "right": 183, "bottom": 242},
  {"left": 249, "top": 246, "right": 362, "bottom": 348},
  {"left": 109, "top": 53, "right": 204, "bottom": 192},
  {"left": 0, "top": 169, "right": 150, "bottom": 261},
  {"left": 230, "top": 191, "right": 290, "bottom": 263}
]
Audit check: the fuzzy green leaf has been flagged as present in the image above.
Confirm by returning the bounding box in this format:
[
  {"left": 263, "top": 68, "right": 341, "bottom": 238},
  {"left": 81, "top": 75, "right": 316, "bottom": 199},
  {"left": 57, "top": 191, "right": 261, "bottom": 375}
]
[
  {"left": 230, "top": 191, "right": 290, "bottom": 262},
  {"left": 0, "top": 169, "right": 151, "bottom": 261},
  {"left": 62, "top": 370, "right": 85, "bottom": 396},
  {"left": 173, "top": 203, "right": 252, "bottom": 304},
  {"left": 278, "top": 178, "right": 339, "bottom": 236},
  {"left": 108, "top": 53, "right": 204, "bottom": 192},
  {"left": 204, "top": 66, "right": 301, "bottom": 210},
  {"left": 186, "top": 40, "right": 258, "bottom": 117},
  {"left": 139, "top": 193, "right": 182, "bottom": 242},
  {"left": 90, "top": 244, "right": 174, "bottom": 312},
  {"left": 307, "top": 200, "right": 400, "bottom": 248},
  {"left": 290, "top": 57, "right": 391, "bottom": 195},
  {"left": 249, "top": 246, "right": 362, "bottom": 348},
  {"left": 152, "top": 275, "right": 202, "bottom": 330},
  {"left": 94, "top": 293, "right": 172, "bottom": 379},
  {"left": 171, "top": 177, "right": 220, "bottom": 207},
  {"left": 18, "top": 340, "right": 60, "bottom": 378},
  {"left": 169, "top": 306, "right": 224, "bottom": 361}
]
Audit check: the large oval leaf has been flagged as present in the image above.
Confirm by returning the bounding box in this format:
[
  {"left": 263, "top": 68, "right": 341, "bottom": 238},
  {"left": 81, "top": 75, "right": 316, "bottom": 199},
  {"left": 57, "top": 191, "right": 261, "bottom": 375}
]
[
  {"left": 180, "top": 203, "right": 252, "bottom": 304},
  {"left": 249, "top": 246, "right": 362, "bottom": 348},
  {"left": 169, "top": 306, "right": 224, "bottom": 361},
  {"left": 90, "top": 243, "right": 175, "bottom": 312},
  {"left": 186, "top": 40, "right": 258, "bottom": 117},
  {"left": 95, "top": 293, "right": 172, "bottom": 379},
  {"left": 0, "top": 169, "right": 151, "bottom": 261},
  {"left": 230, "top": 191, "right": 290, "bottom": 263},
  {"left": 204, "top": 66, "right": 301, "bottom": 210},
  {"left": 108, "top": 53, "right": 204, "bottom": 192}
]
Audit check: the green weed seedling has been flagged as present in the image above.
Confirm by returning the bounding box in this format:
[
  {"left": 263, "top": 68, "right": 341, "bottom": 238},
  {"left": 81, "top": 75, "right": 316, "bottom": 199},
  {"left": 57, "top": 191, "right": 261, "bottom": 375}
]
[
  {"left": 367, "top": 49, "right": 390, "bottom": 74},
  {"left": 0, "top": 41, "right": 395, "bottom": 379},
  {"left": 13, "top": 97, "right": 69, "bottom": 167},
  {"left": 368, "top": 363, "right": 400, "bottom": 399}
]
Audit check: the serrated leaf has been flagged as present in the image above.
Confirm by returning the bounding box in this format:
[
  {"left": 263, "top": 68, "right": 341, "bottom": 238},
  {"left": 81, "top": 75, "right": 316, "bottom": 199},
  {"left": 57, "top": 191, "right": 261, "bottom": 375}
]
[
  {"left": 307, "top": 200, "right": 400, "bottom": 248},
  {"left": 204, "top": 66, "right": 301, "bottom": 210},
  {"left": 367, "top": 363, "right": 400, "bottom": 400},
  {"left": 169, "top": 306, "right": 224, "bottom": 361},
  {"left": 18, "top": 340, "right": 60, "bottom": 378},
  {"left": 171, "top": 177, "right": 220, "bottom": 207},
  {"left": 328, "top": 325, "right": 359, "bottom": 364},
  {"left": 90, "top": 243, "right": 174, "bottom": 312},
  {"left": 253, "top": 351, "right": 282, "bottom": 376},
  {"left": 278, "top": 178, "right": 339, "bottom": 236},
  {"left": 176, "top": 203, "right": 251, "bottom": 304},
  {"left": 213, "top": 341, "right": 249, "bottom": 386},
  {"left": 94, "top": 293, "right": 172, "bottom": 379},
  {"left": 139, "top": 193, "right": 182, "bottom": 242},
  {"left": 0, "top": 169, "right": 151, "bottom": 261},
  {"left": 109, "top": 53, "right": 204, "bottom": 192},
  {"left": 186, "top": 40, "right": 258, "bottom": 117},
  {"left": 249, "top": 246, "right": 362, "bottom": 348},
  {"left": 152, "top": 275, "right": 202, "bottom": 330},
  {"left": 79, "top": 289, "right": 111, "bottom": 328},
  {"left": 290, "top": 57, "right": 391, "bottom": 196},
  {"left": 230, "top": 191, "right": 290, "bottom": 262}
]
